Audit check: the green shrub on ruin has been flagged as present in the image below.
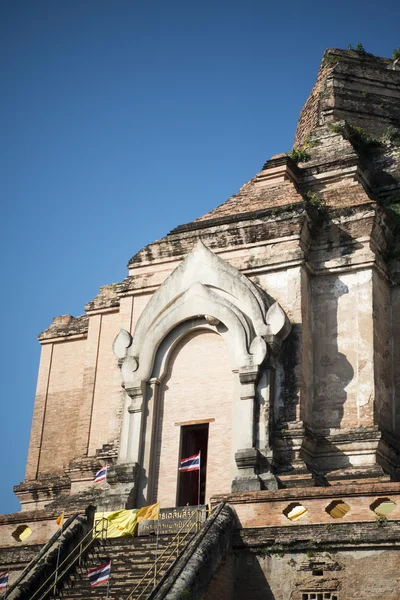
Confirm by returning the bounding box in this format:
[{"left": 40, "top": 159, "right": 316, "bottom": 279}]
[
  {"left": 305, "top": 190, "right": 327, "bottom": 213},
  {"left": 288, "top": 148, "right": 310, "bottom": 163},
  {"left": 381, "top": 126, "right": 400, "bottom": 143},
  {"left": 329, "top": 123, "right": 345, "bottom": 135}
]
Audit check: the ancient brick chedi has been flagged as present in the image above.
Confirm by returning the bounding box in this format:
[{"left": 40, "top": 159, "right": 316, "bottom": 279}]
[{"left": 2, "top": 48, "right": 400, "bottom": 599}]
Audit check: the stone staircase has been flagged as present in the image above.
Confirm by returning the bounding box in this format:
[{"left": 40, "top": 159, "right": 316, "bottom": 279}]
[
  {"left": 7, "top": 503, "right": 232, "bottom": 600},
  {"left": 55, "top": 533, "right": 192, "bottom": 600}
]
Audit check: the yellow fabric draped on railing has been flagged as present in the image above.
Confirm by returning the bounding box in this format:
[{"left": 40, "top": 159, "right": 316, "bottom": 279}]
[
  {"left": 137, "top": 502, "right": 160, "bottom": 523},
  {"left": 94, "top": 503, "right": 160, "bottom": 538},
  {"left": 94, "top": 509, "right": 138, "bottom": 538}
]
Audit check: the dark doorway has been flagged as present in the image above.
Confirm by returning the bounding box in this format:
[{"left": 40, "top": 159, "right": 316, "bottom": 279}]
[{"left": 177, "top": 424, "right": 208, "bottom": 506}]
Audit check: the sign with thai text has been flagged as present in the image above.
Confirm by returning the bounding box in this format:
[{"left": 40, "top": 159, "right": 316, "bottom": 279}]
[{"left": 137, "top": 505, "right": 207, "bottom": 536}]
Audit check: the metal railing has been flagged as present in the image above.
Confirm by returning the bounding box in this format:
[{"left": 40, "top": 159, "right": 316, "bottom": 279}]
[
  {"left": 28, "top": 517, "right": 108, "bottom": 600},
  {"left": 4, "top": 514, "right": 80, "bottom": 600},
  {"left": 126, "top": 509, "right": 204, "bottom": 600}
]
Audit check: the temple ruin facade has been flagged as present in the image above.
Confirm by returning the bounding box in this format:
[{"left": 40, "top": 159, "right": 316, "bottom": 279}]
[{"left": 2, "top": 48, "right": 400, "bottom": 600}]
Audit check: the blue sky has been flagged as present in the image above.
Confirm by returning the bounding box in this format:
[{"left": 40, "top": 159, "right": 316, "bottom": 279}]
[{"left": 1, "top": 0, "right": 399, "bottom": 513}]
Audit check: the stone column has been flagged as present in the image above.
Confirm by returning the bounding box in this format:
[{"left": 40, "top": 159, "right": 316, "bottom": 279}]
[
  {"left": 231, "top": 366, "right": 261, "bottom": 491},
  {"left": 117, "top": 391, "right": 131, "bottom": 463},
  {"left": 142, "top": 378, "right": 161, "bottom": 503},
  {"left": 125, "top": 383, "right": 145, "bottom": 465}
]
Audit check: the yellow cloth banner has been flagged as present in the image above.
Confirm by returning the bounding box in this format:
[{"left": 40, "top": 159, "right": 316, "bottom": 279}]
[
  {"left": 94, "top": 509, "right": 138, "bottom": 538},
  {"left": 94, "top": 504, "right": 160, "bottom": 538},
  {"left": 56, "top": 512, "right": 64, "bottom": 529},
  {"left": 137, "top": 503, "right": 160, "bottom": 523}
]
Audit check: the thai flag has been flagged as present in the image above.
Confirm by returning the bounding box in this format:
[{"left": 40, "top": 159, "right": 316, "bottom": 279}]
[
  {"left": 0, "top": 571, "right": 8, "bottom": 590},
  {"left": 88, "top": 560, "right": 111, "bottom": 587},
  {"left": 179, "top": 452, "right": 200, "bottom": 472},
  {"left": 95, "top": 466, "right": 108, "bottom": 483}
]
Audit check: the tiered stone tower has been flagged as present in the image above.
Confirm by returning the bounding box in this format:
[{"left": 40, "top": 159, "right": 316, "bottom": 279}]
[{"left": 1, "top": 48, "right": 400, "bottom": 600}]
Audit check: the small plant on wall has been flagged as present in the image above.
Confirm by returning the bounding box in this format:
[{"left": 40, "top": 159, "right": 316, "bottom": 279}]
[
  {"left": 305, "top": 190, "right": 327, "bottom": 213},
  {"left": 381, "top": 126, "right": 400, "bottom": 143},
  {"left": 288, "top": 147, "right": 311, "bottom": 163},
  {"left": 348, "top": 42, "right": 371, "bottom": 55}
]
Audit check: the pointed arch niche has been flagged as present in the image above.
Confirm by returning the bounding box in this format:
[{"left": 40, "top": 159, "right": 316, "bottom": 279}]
[
  {"left": 152, "top": 327, "right": 234, "bottom": 506},
  {"left": 114, "top": 241, "right": 291, "bottom": 501}
]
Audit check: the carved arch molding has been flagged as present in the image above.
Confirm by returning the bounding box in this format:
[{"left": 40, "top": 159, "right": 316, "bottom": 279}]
[{"left": 113, "top": 240, "right": 291, "bottom": 493}]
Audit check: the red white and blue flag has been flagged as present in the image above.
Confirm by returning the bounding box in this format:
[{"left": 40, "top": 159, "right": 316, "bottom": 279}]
[
  {"left": 179, "top": 452, "right": 200, "bottom": 472},
  {"left": 88, "top": 560, "right": 111, "bottom": 587},
  {"left": 94, "top": 466, "right": 108, "bottom": 483},
  {"left": 0, "top": 571, "right": 9, "bottom": 590}
]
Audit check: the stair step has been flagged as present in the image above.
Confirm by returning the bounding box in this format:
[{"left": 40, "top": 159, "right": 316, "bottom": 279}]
[{"left": 49, "top": 533, "right": 195, "bottom": 600}]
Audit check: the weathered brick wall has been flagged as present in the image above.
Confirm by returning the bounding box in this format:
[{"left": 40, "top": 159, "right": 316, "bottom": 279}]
[
  {"left": 258, "top": 266, "right": 305, "bottom": 425},
  {"left": 294, "top": 59, "right": 334, "bottom": 148},
  {"left": 391, "top": 285, "right": 400, "bottom": 435},
  {"left": 72, "top": 314, "right": 102, "bottom": 463},
  {"left": 0, "top": 509, "right": 60, "bottom": 548},
  {"left": 205, "top": 514, "right": 400, "bottom": 600},
  {"left": 330, "top": 53, "right": 400, "bottom": 138},
  {"left": 0, "top": 544, "right": 42, "bottom": 587},
  {"left": 294, "top": 49, "right": 400, "bottom": 148},
  {"left": 195, "top": 180, "right": 305, "bottom": 222},
  {"left": 26, "top": 343, "right": 55, "bottom": 480},
  {"left": 311, "top": 271, "right": 374, "bottom": 431},
  {"left": 231, "top": 546, "right": 400, "bottom": 600},
  {"left": 211, "top": 484, "right": 400, "bottom": 529},
  {"left": 26, "top": 313, "right": 124, "bottom": 482},
  {"left": 230, "top": 521, "right": 400, "bottom": 600},
  {"left": 87, "top": 311, "right": 124, "bottom": 456},
  {"left": 26, "top": 297, "right": 141, "bottom": 484},
  {"left": 128, "top": 209, "right": 307, "bottom": 269},
  {"left": 373, "top": 271, "right": 393, "bottom": 433},
  {"left": 31, "top": 338, "right": 86, "bottom": 476},
  {"left": 118, "top": 295, "right": 134, "bottom": 332},
  {"left": 300, "top": 267, "right": 314, "bottom": 426},
  {"left": 203, "top": 554, "right": 235, "bottom": 600},
  {"left": 154, "top": 330, "right": 234, "bottom": 506},
  {"left": 130, "top": 292, "right": 153, "bottom": 331}
]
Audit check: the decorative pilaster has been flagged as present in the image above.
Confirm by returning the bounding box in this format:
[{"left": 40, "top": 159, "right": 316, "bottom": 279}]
[
  {"left": 125, "top": 382, "right": 146, "bottom": 466},
  {"left": 232, "top": 367, "right": 261, "bottom": 491}
]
